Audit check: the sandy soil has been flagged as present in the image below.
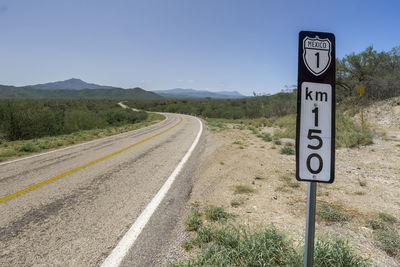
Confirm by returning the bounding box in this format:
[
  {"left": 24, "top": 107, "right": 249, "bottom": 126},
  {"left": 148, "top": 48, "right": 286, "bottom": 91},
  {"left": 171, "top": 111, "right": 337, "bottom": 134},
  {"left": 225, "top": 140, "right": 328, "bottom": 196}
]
[{"left": 190, "top": 99, "right": 400, "bottom": 266}]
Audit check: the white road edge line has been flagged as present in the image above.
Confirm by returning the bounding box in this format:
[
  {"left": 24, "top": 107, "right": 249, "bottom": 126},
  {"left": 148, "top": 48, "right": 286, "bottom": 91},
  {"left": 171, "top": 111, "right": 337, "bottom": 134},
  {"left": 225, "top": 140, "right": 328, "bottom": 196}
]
[
  {"left": 101, "top": 116, "right": 203, "bottom": 267},
  {"left": 0, "top": 114, "right": 169, "bottom": 167}
]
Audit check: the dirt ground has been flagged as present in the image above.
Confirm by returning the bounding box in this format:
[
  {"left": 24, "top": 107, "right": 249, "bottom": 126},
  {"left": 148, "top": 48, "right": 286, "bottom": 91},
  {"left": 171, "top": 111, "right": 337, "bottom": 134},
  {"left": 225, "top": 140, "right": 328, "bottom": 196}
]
[{"left": 190, "top": 98, "right": 400, "bottom": 266}]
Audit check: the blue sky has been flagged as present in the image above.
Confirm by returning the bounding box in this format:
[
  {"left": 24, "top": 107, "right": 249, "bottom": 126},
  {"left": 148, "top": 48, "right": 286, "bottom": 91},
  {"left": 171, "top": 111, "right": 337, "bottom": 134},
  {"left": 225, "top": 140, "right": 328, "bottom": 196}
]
[{"left": 0, "top": 0, "right": 399, "bottom": 95}]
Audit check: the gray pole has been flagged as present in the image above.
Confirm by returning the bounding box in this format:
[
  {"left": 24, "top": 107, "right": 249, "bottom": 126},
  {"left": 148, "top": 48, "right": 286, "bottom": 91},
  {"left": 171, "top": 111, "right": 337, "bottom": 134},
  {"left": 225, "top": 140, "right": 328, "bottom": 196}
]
[{"left": 304, "top": 182, "right": 317, "bottom": 267}]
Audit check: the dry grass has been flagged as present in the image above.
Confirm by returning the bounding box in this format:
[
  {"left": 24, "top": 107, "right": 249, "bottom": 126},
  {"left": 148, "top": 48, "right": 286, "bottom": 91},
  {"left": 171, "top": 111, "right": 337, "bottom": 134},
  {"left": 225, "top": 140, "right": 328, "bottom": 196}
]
[{"left": 233, "top": 185, "right": 256, "bottom": 194}]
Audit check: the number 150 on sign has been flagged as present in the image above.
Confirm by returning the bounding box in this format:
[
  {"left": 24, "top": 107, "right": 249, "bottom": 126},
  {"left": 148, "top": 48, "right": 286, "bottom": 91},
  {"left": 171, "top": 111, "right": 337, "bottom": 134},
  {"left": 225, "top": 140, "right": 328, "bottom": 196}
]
[{"left": 298, "top": 82, "right": 333, "bottom": 182}]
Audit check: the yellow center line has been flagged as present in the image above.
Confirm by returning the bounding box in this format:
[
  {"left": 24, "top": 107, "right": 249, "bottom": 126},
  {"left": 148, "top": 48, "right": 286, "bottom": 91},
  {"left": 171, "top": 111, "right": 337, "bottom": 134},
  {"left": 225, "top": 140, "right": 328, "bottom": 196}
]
[{"left": 0, "top": 117, "right": 183, "bottom": 203}]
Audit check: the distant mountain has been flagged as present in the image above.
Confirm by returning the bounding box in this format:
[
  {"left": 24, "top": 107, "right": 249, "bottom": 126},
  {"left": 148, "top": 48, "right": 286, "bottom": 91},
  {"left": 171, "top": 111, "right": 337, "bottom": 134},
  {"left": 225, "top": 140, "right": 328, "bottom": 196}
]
[
  {"left": 152, "top": 88, "right": 247, "bottom": 99},
  {"left": 0, "top": 85, "right": 162, "bottom": 99},
  {"left": 30, "top": 78, "right": 115, "bottom": 90}
]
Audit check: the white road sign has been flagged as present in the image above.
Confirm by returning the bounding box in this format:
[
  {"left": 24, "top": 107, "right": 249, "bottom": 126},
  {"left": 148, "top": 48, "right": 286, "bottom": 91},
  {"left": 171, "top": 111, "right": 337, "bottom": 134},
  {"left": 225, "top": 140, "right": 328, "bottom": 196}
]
[
  {"left": 298, "top": 82, "right": 332, "bottom": 182},
  {"left": 297, "top": 31, "right": 335, "bottom": 183}
]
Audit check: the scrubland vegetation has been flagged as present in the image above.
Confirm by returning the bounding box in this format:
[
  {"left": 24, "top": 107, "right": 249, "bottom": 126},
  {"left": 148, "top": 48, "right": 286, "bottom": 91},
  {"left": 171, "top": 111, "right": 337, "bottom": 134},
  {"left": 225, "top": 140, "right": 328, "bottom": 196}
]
[
  {"left": 0, "top": 99, "right": 163, "bottom": 161},
  {"left": 0, "top": 99, "right": 148, "bottom": 140}
]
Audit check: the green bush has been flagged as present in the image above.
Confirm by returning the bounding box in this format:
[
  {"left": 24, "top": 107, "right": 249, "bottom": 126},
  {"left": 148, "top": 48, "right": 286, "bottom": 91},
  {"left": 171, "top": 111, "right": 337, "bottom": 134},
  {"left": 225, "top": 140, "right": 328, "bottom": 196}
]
[
  {"left": 234, "top": 185, "right": 255, "bottom": 194},
  {"left": 248, "top": 126, "right": 259, "bottom": 134},
  {"left": 64, "top": 109, "right": 107, "bottom": 133},
  {"left": 368, "top": 219, "right": 384, "bottom": 230},
  {"left": 204, "top": 205, "right": 233, "bottom": 222},
  {"left": 336, "top": 112, "right": 373, "bottom": 148},
  {"left": 314, "top": 237, "right": 370, "bottom": 266},
  {"left": 17, "top": 143, "right": 40, "bottom": 152},
  {"left": 376, "top": 230, "right": 400, "bottom": 257},
  {"left": 261, "top": 132, "right": 272, "bottom": 142},
  {"left": 191, "top": 225, "right": 214, "bottom": 246},
  {"left": 272, "top": 115, "right": 296, "bottom": 139},
  {"left": 379, "top": 212, "right": 398, "bottom": 224},
  {"left": 230, "top": 197, "right": 244, "bottom": 207},
  {"left": 184, "top": 209, "right": 203, "bottom": 231},
  {"left": 0, "top": 100, "right": 63, "bottom": 140},
  {"left": 318, "top": 203, "right": 351, "bottom": 223},
  {"left": 101, "top": 108, "right": 147, "bottom": 126},
  {"left": 280, "top": 144, "right": 295, "bottom": 155},
  {"left": 181, "top": 240, "right": 194, "bottom": 251},
  {"left": 207, "top": 120, "right": 227, "bottom": 131},
  {"left": 273, "top": 139, "right": 282, "bottom": 145},
  {"left": 358, "top": 179, "right": 367, "bottom": 187},
  {"left": 282, "top": 176, "right": 300, "bottom": 188}
]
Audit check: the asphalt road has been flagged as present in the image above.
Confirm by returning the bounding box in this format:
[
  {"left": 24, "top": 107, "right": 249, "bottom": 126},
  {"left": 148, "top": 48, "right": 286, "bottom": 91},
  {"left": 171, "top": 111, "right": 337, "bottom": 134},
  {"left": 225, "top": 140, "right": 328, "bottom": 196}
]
[{"left": 0, "top": 113, "right": 205, "bottom": 266}]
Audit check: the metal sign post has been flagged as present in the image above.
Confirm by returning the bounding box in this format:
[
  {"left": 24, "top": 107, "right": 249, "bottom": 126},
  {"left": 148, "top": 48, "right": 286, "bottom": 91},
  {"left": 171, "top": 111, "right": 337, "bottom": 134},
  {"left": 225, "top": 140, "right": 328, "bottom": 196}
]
[
  {"left": 296, "top": 31, "right": 335, "bottom": 267},
  {"left": 304, "top": 182, "right": 317, "bottom": 267}
]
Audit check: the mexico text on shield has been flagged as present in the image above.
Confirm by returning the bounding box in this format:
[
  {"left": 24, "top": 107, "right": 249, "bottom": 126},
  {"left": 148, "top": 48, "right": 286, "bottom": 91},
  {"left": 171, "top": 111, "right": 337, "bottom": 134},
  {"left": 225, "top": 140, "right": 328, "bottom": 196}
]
[{"left": 304, "top": 38, "right": 330, "bottom": 50}]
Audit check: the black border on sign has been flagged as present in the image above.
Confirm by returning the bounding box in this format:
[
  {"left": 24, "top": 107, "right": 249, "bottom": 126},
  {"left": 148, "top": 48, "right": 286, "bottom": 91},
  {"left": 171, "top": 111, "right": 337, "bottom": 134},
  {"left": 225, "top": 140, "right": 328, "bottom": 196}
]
[{"left": 296, "top": 31, "right": 335, "bottom": 183}]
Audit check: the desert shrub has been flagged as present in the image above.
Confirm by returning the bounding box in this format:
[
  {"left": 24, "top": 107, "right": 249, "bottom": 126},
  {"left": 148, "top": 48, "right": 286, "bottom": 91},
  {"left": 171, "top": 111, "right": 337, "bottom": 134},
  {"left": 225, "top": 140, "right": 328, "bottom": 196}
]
[
  {"left": 282, "top": 176, "right": 300, "bottom": 188},
  {"left": 248, "top": 126, "right": 259, "bottom": 134},
  {"left": 230, "top": 197, "right": 245, "bottom": 207},
  {"left": 185, "top": 209, "right": 203, "bottom": 231},
  {"left": 274, "top": 139, "right": 282, "bottom": 145},
  {"left": 101, "top": 108, "right": 147, "bottom": 126},
  {"left": 0, "top": 100, "right": 63, "bottom": 140},
  {"left": 272, "top": 115, "right": 296, "bottom": 139},
  {"left": 358, "top": 179, "right": 367, "bottom": 187},
  {"left": 17, "top": 143, "right": 40, "bottom": 152},
  {"left": 204, "top": 205, "right": 233, "bottom": 222},
  {"left": 314, "top": 237, "right": 370, "bottom": 266},
  {"left": 376, "top": 230, "right": 400, "bottom": 258},
  {"left": 379, "top": 212, "right": 398, "bottom": 224},
  {"left": 64, "top": 109, "right": 107, "bottom": 133},
  {"left": 336, "top": 112, "right": 373, "bottom": 148},
  {"left": 234, "top": 185, "right": 255, "bottom": 194},
  {"left": 318, "top": 203, "right": 351, "bottom": 223},
  {"left": 207, "top": 120, "right": 227, "bottom": 131},
  {"left": 368, "top": 219, "right": 384, "bottom": 230},
  {"left": 181, "top": 240, "right": 193, "bottom": 251},
  {"left": 280, "top": 144, "right": 295, "bottom": 155}
]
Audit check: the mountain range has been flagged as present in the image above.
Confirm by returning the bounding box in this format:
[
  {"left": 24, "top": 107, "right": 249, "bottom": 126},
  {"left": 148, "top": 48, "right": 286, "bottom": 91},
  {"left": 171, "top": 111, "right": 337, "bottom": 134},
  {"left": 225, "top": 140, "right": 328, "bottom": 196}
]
[
  {"left": 0, "top": 79, "right": 247, "bottom": 99},
  {"left": 0, "top": 79, "right": 160, "bottom": 99},
  {"left": 29, "top": 78, "right": 116, "bottom": 90},
  {"left": 152, "top": 88, "right": 246, "bottom": 99}
]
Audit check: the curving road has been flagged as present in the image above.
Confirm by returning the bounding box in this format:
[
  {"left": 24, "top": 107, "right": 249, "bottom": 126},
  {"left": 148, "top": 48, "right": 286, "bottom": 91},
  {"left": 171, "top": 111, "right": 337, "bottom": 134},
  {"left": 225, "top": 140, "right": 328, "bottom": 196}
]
[{"left": 0, "top": 113, "right": 205, "bottom": 266}]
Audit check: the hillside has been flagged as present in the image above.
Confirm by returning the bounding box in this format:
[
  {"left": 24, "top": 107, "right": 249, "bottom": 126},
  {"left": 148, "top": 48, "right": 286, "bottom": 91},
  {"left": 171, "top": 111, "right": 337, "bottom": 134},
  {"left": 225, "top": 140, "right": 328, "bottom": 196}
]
[
  {"left": 30, "top": 78, "right": 115, "bottom": 90},
  {"left": 357, "top": 96, "right": 400, "bottom": 128},
  {"left": 152, "top": 88, "right": 246, "bottom": 99},
  {"left": 0, "top": 85, "right": 162, "bottom": 99},
  {"left": 169, "top": 98, "right": 400, "bottom": 266}
]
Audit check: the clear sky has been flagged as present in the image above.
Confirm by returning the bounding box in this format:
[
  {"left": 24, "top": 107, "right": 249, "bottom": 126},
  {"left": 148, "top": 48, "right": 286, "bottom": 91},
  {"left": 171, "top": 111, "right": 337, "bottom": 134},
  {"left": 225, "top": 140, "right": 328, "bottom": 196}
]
[{"left": 0, "top": 0, "right": 399, "bottom": 95}]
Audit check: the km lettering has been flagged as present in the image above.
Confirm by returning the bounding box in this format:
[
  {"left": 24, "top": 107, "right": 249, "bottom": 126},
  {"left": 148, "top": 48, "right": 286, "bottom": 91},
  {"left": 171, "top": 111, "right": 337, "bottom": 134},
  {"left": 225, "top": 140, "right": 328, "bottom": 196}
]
[{"left": 305, "top": 87, "right": 328, "bottom": 102}]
